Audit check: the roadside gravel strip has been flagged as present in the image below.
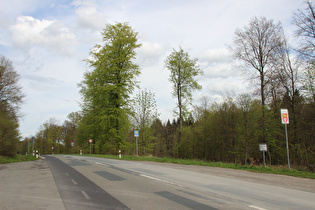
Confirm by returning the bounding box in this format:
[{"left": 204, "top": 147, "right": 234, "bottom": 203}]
[{"left": 0, "top": 159, "right": 65, "bottom": 210}]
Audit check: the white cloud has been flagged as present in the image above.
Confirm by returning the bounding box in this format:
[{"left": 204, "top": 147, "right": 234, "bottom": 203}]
[
  {"left": 199, "top": 48, "right": 232, "bottom": 64},
  {"left": 75, "top": 6, "right": 107, "bottom": 31},
  {"left": 136, "top": 42, "right": 167, "bottom": 67},
  {"left": 0, "top": 0, "right": 306, "bottom": 137},
  {"left": 197, "top": 48, "right": 240, "bottom": 79},
  {"left": 10, "top": 16, "right": 76, "bottom": 55}
]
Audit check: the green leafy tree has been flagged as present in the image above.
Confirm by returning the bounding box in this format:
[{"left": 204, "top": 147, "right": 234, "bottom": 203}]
[
  {"left": 35, "top": 118, "right": 63, "bottom": 154},
  {"left": 236, "top": 94, "right": 261, "bottom": 164},
  {"left": 193, "top": 96, "right": 213, "bottom": 160},
  {"left": 0, "top": 56, "right": 24, "bottom": 157},
  {"left": 0, "top": 109, "right": 19, "bottom": 157},
  {"left": 62, "top": 112, "right": 81, "bottom": 153},
  {"left": 129, "top": 89, "right": 159, "bottom": 155},
  {"left": 165, "top": 47, "right": 203, "bottom": 135},
  {"left": 78, "top": 22, "right": 141, "bottom": 153}
]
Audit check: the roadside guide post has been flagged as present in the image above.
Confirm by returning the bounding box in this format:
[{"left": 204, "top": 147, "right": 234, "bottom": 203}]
[
  {"left": 89, "top": 139, "right": 92, "bottom": 154},
  {"left": 259, "top": 143, "right": 267, "bottom": 167},
  {"left": 134, "top": 130, "right": 139, "bottom": 156},
  {"left": 32, "top": 137, "right": 35, "bottom": 156},
  {"left": 281, "top": 109, "right": 290, "bottom": 169}
]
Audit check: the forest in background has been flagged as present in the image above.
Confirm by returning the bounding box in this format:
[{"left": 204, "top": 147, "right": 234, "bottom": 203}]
[{"left": 12, "top": 1, "right": 315, "bottom": 171}]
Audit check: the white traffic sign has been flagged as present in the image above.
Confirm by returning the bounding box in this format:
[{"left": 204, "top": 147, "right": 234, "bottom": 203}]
[
  {"left": 280, "top": 109, "right": 289, "bottom": 124},
  {"left": 89, "top": 139, "right": 92, "bottom": 143},
  {"left": 259, "top": 143, "right": 267, "bottom": 167},
  {"left": 259, "top": 143, "right": 267, "bottom": 152}
]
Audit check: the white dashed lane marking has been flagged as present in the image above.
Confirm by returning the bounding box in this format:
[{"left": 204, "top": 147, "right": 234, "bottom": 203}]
[
  {"left": 71, "top": 179, "right": 77, "bottom": 185},
  {"left": 81, "top": 190, "right": 91, "bottom": 200}
]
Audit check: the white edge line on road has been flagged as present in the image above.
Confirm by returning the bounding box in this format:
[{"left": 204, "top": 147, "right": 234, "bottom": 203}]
[
  {"left": 71, "top": 179, "right": 77, "bottom": 185},
  {"left": 81, "top": 191, "right": 91, "bottom": 200},
  {"left": 249, "top": 205, "right": 268, "bottom": 210},
  {"left": 140, "top": 174, "right": 182, "bottom": 187}
]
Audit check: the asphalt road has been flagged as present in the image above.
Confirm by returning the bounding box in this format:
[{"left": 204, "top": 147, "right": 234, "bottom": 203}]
[
  {"left": 45, "top": 156, "right": 128, "bottom": 209},
  {"left": 44, "top": 155, "right": 315, "bottom": 210}
]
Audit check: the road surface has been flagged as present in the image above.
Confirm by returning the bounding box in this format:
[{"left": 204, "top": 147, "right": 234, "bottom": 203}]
[{"left": 43, "top": 155, "right": 315, "bottom": 210}]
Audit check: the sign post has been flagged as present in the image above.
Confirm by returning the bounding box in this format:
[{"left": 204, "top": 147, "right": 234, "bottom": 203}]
[
  {"left": 259, "top": 143, "right": 267, "bottom": 167},
  {"left": 27, "top": 143, "right": 30, "bottom": 155},
  {"left": 281, "top": 109, "right": 290, "bottom": 169},
  {"left": 89, "top": 139, "right": 92, "bottom": 154},
  {"left": 134, "top": 130, "right": 139, "bottom": 156}
]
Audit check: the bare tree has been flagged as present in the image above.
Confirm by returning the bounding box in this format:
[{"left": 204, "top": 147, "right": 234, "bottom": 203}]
[
  {"left": 293, "top": 0, "right": 315, "bottom": 60},
  {"left": 277, "top": 35, "right": 303, "bottom": 110},
  {"left": 302, "top": 64, "right": 315, "bottom": 102},
  {"left": 273, "top": 33, "right": 304, "bottom": 148},
  {"left": 0, "top": 56, "right": 24, "bottom": 120},
  {"left": 229, "top": 16, "right": 284, "bottom": 142}
]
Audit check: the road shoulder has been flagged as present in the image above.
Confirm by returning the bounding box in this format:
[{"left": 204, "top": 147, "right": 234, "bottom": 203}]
[
  {"left": 139, "top": 161, "right": 315, "bottom": 193},
  {"left": 0, "top": 159, "right": 65, "bottom": 210}
]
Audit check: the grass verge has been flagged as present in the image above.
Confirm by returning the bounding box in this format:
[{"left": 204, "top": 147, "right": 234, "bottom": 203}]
[
  {"left": 80, "top": 154, "right": 315, "bottom": 179},
  {"left": 0, "top": 155, "right": 38, "bottom": 164}
]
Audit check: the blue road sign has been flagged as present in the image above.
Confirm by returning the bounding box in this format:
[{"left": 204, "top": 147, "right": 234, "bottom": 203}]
[{"left": 134, "top": 130, "right": 139, "bottom": 137}]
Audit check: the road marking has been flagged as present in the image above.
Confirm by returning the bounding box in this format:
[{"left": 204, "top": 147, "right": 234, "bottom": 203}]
[
  {"left": 71, "top": 179, "right": 77, "bottom": 185},
  {"left": 95, "top": 162, "right": 108, "bottom": 167},
  {"left": 65, "top": 173, "right": 69, "bottom": 176},
  {"left": 81, "top": 190, "right": 91, "bottom": 200},
  {"left": 140, "top": 174, "right": 182, "bottom": 187},
  {"left": 249, "top": 205, "right": 268, "bottom": 210}
]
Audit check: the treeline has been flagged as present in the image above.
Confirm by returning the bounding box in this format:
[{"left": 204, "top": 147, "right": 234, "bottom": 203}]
[
  {"left": 21, "top": 90, "right": 314, "bottom": 170},
  {"left": 16, "top": 1, "right": 315, "bottom": 171},
  {"left": 140, "top": 94, "right": 314, "bottom": 169}
]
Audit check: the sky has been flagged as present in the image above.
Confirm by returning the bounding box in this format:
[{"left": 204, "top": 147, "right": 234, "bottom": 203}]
[{"left": 0, "top": 0, "right": 306, "bottom": 138}]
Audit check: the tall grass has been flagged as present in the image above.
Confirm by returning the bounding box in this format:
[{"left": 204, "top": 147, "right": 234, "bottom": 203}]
[{"left": 0, "top": 155, "right": 38, "bottom": 164}]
